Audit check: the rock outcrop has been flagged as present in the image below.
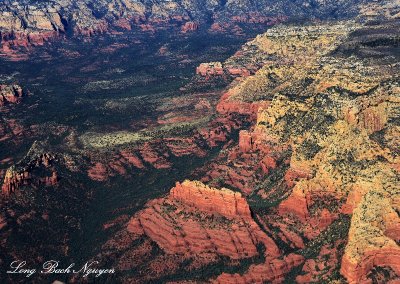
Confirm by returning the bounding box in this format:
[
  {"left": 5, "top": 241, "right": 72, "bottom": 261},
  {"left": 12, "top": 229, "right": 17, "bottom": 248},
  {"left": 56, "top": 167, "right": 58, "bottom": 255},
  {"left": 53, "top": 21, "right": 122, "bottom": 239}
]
[
  {"left": 2, "top": 3, "right": 400, "bottom": 283},
  {"left": 0, "top": 84, "right": 25, "bottom": 106},
  {"left": 129, "top": 180, "right": 279, "bottom": 259},
  {"left": 122, "top": 180, "right": 307, "bottom": 282},
  {"left": 181, "top": 21, "right": 199, "bottom": 33},
  {"left": 169, "top": 180, "right": 252, "bottom": 219},
  {"left": 196, "top": 62, "right": 224, "bottom": 77},
  {"left": 214, "top": 19, "right": 400, "bottom": 283},
  {"left": 213, "top": 253, "right": 304, "bottom": 283},
  {"left": 1, "top": 143, "right": 59, "bottom": 195},
  {"left": 197, "top": 19, "right": 400, "bottom": 283}
]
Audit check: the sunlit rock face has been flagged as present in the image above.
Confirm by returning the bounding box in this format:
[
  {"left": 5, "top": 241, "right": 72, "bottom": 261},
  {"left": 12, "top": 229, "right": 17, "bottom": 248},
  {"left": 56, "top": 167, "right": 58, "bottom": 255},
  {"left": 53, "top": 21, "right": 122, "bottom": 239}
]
[
  {"left": 1, "top": 1, "right": 399, "bottom": 283},
  {"left": 126, "top": 180, "right": 306, "bottom": 283},
  {"left": 130, "top": 180, "right": 270, "bottom": 258},
  {"left": 93, "top": 14, "right": 400, "bottom": 282}
]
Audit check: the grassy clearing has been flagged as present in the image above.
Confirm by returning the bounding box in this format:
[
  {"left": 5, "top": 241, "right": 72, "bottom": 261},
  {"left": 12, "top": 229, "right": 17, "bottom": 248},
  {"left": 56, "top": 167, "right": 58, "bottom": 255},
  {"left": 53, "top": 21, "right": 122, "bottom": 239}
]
[{"left": 79, "top": 116, "right": 211, "bottom": 149}]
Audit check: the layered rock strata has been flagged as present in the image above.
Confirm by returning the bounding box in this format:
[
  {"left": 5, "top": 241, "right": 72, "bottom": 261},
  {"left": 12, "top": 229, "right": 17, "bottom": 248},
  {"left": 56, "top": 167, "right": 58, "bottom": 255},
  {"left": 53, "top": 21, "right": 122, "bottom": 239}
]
[
  {"left": 0, "top": 0, "right": 370, "bottom": 53},
  {"left": 127, "top": 180, "right": 305, "bottom": 282},
  {"left": 128, "top": 180, "right": 279, "bottom": 259}
]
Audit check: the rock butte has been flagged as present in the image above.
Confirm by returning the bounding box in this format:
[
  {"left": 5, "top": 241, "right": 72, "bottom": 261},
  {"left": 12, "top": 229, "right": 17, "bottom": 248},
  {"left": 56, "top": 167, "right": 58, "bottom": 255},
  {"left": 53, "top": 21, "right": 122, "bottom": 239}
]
[
  {"left": 128, "top": 180, "right": 272, "bottom": 258},
  {"left": 128, "top": 180, "right": 306, "bottom": 282}
]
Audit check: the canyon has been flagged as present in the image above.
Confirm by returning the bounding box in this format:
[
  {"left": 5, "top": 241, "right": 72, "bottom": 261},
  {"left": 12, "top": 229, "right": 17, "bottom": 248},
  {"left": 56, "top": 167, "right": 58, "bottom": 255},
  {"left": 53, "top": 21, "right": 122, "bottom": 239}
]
[
  {"left": 0, "top": 0, "right": 399, "bottom": 283},
  {"left": 120, "top": 18, "right": 400, "bottom": 283}
]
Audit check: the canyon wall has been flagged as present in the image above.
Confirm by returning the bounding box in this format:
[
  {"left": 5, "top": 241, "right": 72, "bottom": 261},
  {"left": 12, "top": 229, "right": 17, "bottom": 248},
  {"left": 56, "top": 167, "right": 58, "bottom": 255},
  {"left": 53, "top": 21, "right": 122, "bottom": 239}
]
[
  {"left": 0, "top": 0, "right": 374, "bottom": 54},
  {"left": 119, "top": 19, "right": 400, "bottom": 282}
]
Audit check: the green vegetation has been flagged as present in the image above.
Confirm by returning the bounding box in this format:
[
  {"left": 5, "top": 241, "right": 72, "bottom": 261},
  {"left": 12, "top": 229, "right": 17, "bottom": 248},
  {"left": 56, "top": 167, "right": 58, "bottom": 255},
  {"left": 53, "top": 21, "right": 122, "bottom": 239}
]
[{"left": 79, "top": 116, "right": 211, "bottom": 149}]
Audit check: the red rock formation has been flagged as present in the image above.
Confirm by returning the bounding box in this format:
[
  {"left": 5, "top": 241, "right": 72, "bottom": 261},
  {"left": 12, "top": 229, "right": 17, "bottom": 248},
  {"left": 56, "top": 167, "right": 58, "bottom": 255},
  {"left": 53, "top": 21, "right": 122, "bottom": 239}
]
[
  {"left": 279, "top": 187, "right": 338, "bottom": 236},
  {"left": 120, "top": 150, "right": 145, "bottom": 169},
  {"left": 385, "top": 223, "right": 400, "bottom": 242},
  {"left": 260, "top": 156, "right": 277, "bottom": 174},
  {"left": 196, "top": 62, "right": 224, "bottom": 77},
  {"left": 276, "top": 223, "right": 305, "bottom": 249},
  {"left": 0, "top": 30, "right": 59, "bottom": 53},
  {"left": 129, "top": 180, "right": 280, "bottom": 259},
  {"left": 209, "top": 23, "right": 227, "bottom": 33},
  {"left": 196, "top": 63, "right": 252, "bottom": 78},
  {"left": 239, "top": 130, "right": 254, "bottom": 152},
  {"left": 181, "top": 21, "right": 199, "bottom": 33},
  {"left": 341, "top": 185, "right": 365, "bottom": 214},
  {"left": 216, "top": 92, "right": 266, "bottom": 118},
  {"left": 170, "top": 181, "right": 251, "bottom": 219},
  {"left": 140, "top": 142, "right": 172, "bottom": 169},
  {"left": 108, "top": 160, "right": 127, "bottom": 175},
  {"left": 341, "top": 249, "right": 400, "bottom": 284},
  {"left": 213, "top": 253, "right": 304, "bottom": 283},
  {"left": 278, "top": 187, "right": 310, "bottom": 222},
  {"left": 283, "top": 166, "right": 313, "bottom": 189},
  {"left": 127, "top": 217, "right": 144, "bottom": 235},
  {"left": 198, "top": 116, "right": 241, "bottom": 147},
  {"left": 0, "top": 84, "right": 25, "bottom": 106},
  {"left": 87, "top": 162, "right": 108, "bottom": 181},
  {"left": 227, "top": 67, "right": 251, "bottom": 77},
  {"left": 164, "top": 138, "right": 207, "bottom": 157},
  {"left": 1, "top": 153, "right": 58, "bottom": 195}
]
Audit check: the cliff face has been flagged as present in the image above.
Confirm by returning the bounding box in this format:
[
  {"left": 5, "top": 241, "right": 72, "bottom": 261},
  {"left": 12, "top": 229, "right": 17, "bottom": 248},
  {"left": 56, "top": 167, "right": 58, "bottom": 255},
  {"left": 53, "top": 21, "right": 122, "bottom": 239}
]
[
  {"left": 225, "top": 20, "right": 400, "bottom": 282},
  {"left": 1, "top": 2, "right": 399, "bottom": 283},
  {"left": 170, "top": 180, "right": 252, "bottom": 219},
  {"left": 0, "top": 0, "right": 372, "bottom": 54},
  {"left": 111, "top": 17, "right": 400, "bottom": 283},
  {"left": 129, "top": 180, "right": 275, "bottom": 258},
  {"left": 121, "top": 180, "right": 306, "bottom": 283}
]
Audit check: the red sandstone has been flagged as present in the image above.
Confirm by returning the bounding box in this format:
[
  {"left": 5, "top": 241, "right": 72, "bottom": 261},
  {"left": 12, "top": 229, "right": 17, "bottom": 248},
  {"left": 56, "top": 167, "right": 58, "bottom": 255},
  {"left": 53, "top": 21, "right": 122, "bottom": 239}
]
[{"left": 181, "top": 21, "right": 199, "bottom": 33}]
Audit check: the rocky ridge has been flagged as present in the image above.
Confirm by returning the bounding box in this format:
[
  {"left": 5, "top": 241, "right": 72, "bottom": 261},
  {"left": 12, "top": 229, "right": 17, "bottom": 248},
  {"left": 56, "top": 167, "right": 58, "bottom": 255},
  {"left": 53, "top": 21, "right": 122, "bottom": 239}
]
[
  {"left": 1, "top": 2, "right": 400, "bottom": 283},
  {"left": 117, "top": 180, "right": 305, "bottom": 283},
  {"left": 116, "top": 18, "right": 400, "bottom": 283},
  {"left": 228, "top": 21, "right": 400, "bottom": 283},
  {"left": 0, "top": 0, "right": 374, "bottom": 55}
]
